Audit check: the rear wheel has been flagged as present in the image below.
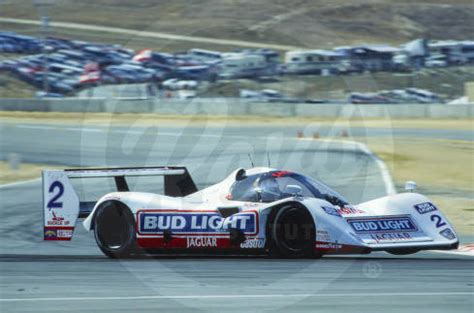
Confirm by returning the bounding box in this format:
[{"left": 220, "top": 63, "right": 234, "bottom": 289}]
[
  {"left": 93, "top": 201, "right": 136, "bottom": 258},
  {"left": 269, "top": 204, "right": 319, "bottom": 258}
]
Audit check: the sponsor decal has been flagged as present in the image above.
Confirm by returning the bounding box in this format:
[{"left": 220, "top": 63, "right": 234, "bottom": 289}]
[
  {"left": 316, "top": 230, "right": 331, "bottom": 242},
  {"left": 414, "top": 202, "right": 437, "bottom": 215},
  {"left": 243, "top": 202, "right": 259, "bottom": 208},
  {"left": 439, "top": 228, "right": 456, "bottom": 240},
  {"left": 56, "top": 229, "right": 73, "bottom": 238},
  {"left": 337, "top": 206, "right": 365, "bottom": 215},
  {"left": 44, "top": 229, "right": 57, "bottom": 238},
  {"left": 44, "top": 226, "right": 74, "bottom": 240},
  {"left": 186, "top": 237, "right": 217, "bottom": 248},
  {"left": 138, "top": 211, "right": 258, "bottom": 235},
  {"left": 315, "top": 241, "right": 368, "bottom": 254},
  {"left": 240, "top": 238, "right": 265, "bottom": 249},
  {"left": 370, "top": 232, "right": 412, "bottom": 242},
  {"left": 46, "top": 211, "right": 70, "bottom": 226},
  {"left": 348, "top": 216, "right": 418, "bottom": 234},
  {"left": 137, "top": 237, "right": 234, "bottom": 249},
  {"left": 316, "top": 242, "right": 342, "bottom": 249},
  {"left": 321, "top": 206, "right": 342, "bottom": 217}
]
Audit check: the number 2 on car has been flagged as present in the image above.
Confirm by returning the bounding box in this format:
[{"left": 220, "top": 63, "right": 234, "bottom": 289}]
[
  {"left": 430, "top": 214, "right": 447, "bottom": 228},
  {"left": 48, "top": 181, "right": 64, "bottom": 209}
]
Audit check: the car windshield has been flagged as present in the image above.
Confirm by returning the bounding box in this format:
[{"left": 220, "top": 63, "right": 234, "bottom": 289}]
[{"left": 229, "top": 171, "right": 348, "bottom": 204}]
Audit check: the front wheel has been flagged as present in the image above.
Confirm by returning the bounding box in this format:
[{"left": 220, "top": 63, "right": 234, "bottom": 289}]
[
  {"left": 93, "top": 201, "right": 137, "bottom": 258},
  {"left": 269, "top": 204, "right": 320, "bottom": 258}
]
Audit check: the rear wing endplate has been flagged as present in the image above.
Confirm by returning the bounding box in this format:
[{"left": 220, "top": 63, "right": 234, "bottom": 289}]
[{"left": 42, "top": 166, "right": 197, "bottom": 241}]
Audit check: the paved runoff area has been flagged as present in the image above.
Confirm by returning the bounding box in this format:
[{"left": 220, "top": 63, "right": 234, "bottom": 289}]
[{"left": 0, "top": 121, "right": 472, "bottom": 312}]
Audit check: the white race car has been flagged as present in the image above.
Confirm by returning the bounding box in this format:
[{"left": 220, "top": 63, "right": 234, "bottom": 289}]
[{"left": 42, "top": 166, "right": 459, "bottom": 258}]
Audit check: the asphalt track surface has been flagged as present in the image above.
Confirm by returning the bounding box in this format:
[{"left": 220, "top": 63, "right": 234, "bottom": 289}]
[{"left": 0, "top": 121, "right": 473, "bottom": 312}]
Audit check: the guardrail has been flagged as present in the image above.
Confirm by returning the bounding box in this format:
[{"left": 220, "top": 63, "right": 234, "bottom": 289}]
[{"left": 0, "top": 98, "right": 472, "bottom": 118}]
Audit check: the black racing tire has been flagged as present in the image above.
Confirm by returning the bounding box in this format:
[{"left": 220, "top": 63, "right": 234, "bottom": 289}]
[
  {"left": 268, "top": 204, "right": 320, "bottom": 258},
  {"left": 386, "top": 248, "right": 420, "bottom": 255},
  {"left": 93, "top": 201, "right": 137, "bottom": 259}
]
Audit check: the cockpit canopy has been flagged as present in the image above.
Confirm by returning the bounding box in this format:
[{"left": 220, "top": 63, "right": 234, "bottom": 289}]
[{"left": 228, "top": 170, "right": 348, "bottom": 205}]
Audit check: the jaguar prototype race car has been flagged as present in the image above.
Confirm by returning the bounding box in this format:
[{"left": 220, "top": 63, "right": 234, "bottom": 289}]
[{"left": 42, "top": 166, "right": 459, "bottom": 258}]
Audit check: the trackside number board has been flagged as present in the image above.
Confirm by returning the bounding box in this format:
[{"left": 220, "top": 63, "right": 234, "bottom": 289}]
[
  {"left": 347, "top": 216, "right": 429, "bottom": 244},
  {"left": 137, "top": 211, "right": 258, "bottom": 236}
]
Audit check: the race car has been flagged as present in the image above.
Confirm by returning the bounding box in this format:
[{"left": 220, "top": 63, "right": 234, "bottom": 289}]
[{"left": 42, "top": 166, "right": 459, "bottom": 258}]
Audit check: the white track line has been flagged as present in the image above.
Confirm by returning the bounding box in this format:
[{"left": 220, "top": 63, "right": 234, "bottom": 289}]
[
  {"left": 63, "top": 127, "right": 103, "bottom": 132},
  {"left": 113, "top": 130, "right": 142, "bottom": 134},
  {"left": 352, "top": 141, "right": 397, "bottom": 195},
  {"left": 14, "top": 124, "right": 292, "bottom": 140},
  {"left": 15, "top": 125, "right": 57, "bottom": 130},
  {"left": 0, "top": 178, "right": 40, "bottom": 189},
  {"left": 301, "top": 138, "right": 397, "bottom": 195},
  {"left": 1, "top": 292, "right": 472, "bottom": 302},
  {"left": 112, "top": 129, "right": 279, "bottom": 140},
  {"left": 15, "top": 125, "right": 103, "bottom": 133}
]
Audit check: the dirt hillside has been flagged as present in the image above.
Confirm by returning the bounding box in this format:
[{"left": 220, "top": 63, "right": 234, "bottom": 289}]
[{"left": 1, "top": 0, "right": 473, "bottom": 49}]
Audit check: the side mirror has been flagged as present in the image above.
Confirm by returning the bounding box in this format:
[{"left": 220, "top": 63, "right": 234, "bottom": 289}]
[
  {"left": 285, "top": 185, "right": 302, "bottom": 196},
  {"left": 405, "top": 181, "right": 417, "bottom": 192}
]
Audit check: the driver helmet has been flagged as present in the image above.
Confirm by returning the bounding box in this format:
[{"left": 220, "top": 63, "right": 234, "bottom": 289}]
[{"left": 259, "top": 176, "right": 281, "bottom": 201}]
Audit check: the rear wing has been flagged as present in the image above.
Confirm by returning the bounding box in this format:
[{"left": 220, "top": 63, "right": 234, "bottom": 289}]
[{"left": 42, "top": 166, "right": 197, "bottom": 241}]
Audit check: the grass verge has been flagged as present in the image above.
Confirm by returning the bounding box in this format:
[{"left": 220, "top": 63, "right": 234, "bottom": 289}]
[
  {"left": 365, "top": 137, "right": 473, "bottom": 234},
  {"left": 0, "top": 74, "right": 36, "bottom": 98},
  {"left": 0, "top": 161, "right": 61, "bottom": 185}
]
